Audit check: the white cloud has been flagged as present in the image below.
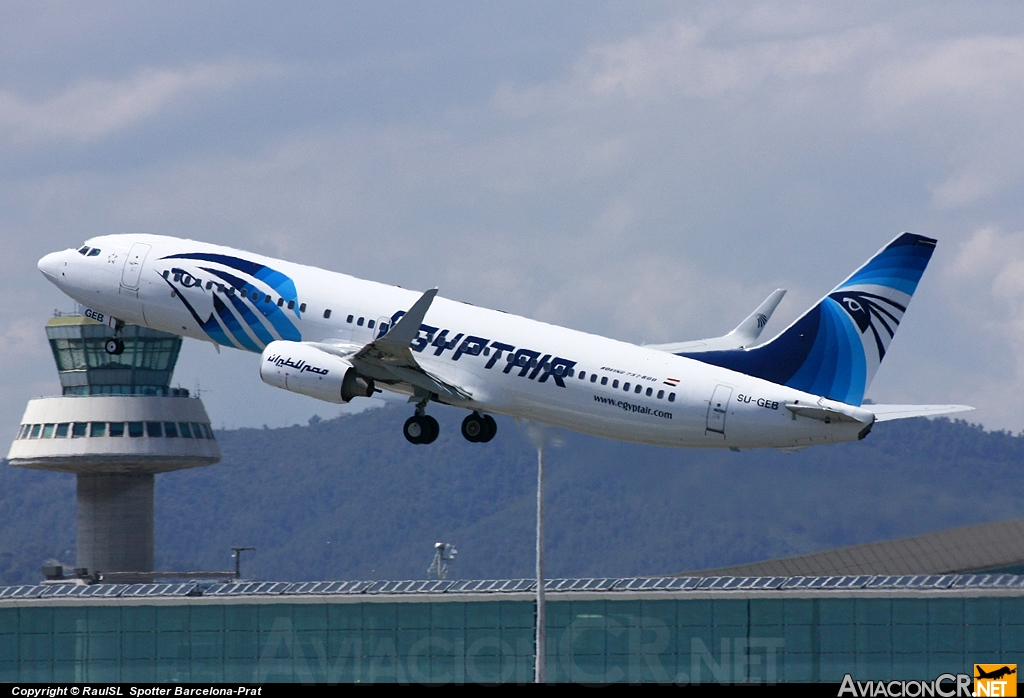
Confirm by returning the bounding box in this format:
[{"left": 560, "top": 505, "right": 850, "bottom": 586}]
[{"left": 0, "top": 60, "right": 280, "bottom": 144}]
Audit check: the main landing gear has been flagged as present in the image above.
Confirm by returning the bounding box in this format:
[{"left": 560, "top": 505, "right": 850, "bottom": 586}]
[
  {"left": 461, "top": 412, "right": 496, "bottom": 443},
  {"left": 403, "top": 414, "right": 439, "bottom": 445}
]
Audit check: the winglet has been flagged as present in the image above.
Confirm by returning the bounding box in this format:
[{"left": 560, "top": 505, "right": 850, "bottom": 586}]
[
  {"left": 376, "top": 288, "right": 438, "bottom": 353},
  {"left": 645, "top": 289, "right": 786, "bottom": 354},
  {"left": 724, "top": 288, "right": 786, "bottom": 348}
]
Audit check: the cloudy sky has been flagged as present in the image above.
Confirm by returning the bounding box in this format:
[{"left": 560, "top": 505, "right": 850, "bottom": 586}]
[{"left": 3, "top": 1, "right": 1024, "bottom": 438}]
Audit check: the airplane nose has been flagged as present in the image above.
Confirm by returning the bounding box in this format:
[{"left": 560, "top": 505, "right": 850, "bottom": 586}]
[{"left": 38, "top": 251, "right": 65, "bottom": 283}]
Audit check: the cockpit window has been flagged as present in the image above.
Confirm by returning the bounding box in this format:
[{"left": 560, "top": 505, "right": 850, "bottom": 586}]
[
  {"left": 87, "top": 248, "right": 101, "bottom": 257},
  {"left": 78, "top": 246, "right": 90, "bottom": 255}
]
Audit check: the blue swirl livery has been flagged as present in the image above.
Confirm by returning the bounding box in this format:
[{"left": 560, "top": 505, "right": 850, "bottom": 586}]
[
  {"left": 160, "top": 252, "right": 302, "bottom": 349},
  {"left": 680, "top": 233, "right": 937, "bottom": 406}
]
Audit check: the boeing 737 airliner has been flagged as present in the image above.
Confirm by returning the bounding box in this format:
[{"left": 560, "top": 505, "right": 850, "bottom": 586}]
[{"left": 36, "top": 233, "right": 971, "bottom": 449}]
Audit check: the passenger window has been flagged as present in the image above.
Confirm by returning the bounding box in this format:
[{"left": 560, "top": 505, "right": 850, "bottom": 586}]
[
  {"left": 657, "top": 390, "right": 664, "bottom": 399},
  {"left": 265, "top": 294, "right": 272, "bottom": 303},
  {"left": 635, "top": 385, "right": 642, "bottom": 394},
  {"left": 108, "top": 422, "right": 125, "bottom": 437},
  {"left": 146, "top": 422, "right": 163, "bottom": 437},
  {"left": 287, "top": 300, "right": 295, "bottom": 310},
  {"left": 612, "top": 380, "right": 619, "bottom": 389},
  {"left": 347, "top": 314, "right": 354, "bottom": 323},
  {"left": 623, "top": 382, "right": 630, "bottom": 391},
  {"left": 250, "top": 291, "right": 259, "bottom": 301},
  {"left": 668, "top": 393, "right": 676, "bottom": 402},
  {"left": 30, "top": 424, "right": 41, "bottom": 438},
  {"left": 600, "top": 377, "right": 607, "bottom": 386},
  {"left": 164, "top": 422, "right": 178, "bottom": 438},
  {"left": 645, "top": 387, "right": 652, "bottom": 396},
  {"left": 42, "top": 424, "right": 55, "bottom": 438},
  {"left": 128, "top": 422, "right": 145, "bottom": 437},
  {"left": 90, "top": 422, "right": 106, "bottom": 437},
  {"left": 299, "top": 303, "right": 306, "bottom": 313},
  {"left": 72, "top": 422, "right": 87, "bottom": 438},
  {"left": 226, "top": 287, "right": 235, "bottom": 296},
  {"left": 241, "top": 289, "right": 248, "bottom": 298},
  {"left": 579, "top": 371, "right": 586, "bottom": 380},
  {"left": 277, "top": 298, "right": 284, "bottom": 307},
  {"left": 368, "top": 319, "right": 375, "bottom": 329},
  {"left": 357, "top": 317, "right": 364, "bottom": 326},
  {"left": 162, "top": 270, "right": 170, "bottom": 279},
  {"left": 324, "top": 309, "right": 332, "bottom": 319},
  {"left": 87, "top": 248, "right": 101, "bottom": 256},
  {"left": 590, "top": 374, "right": 597, "bottom": 383},
  {"left": 206, "top": 281, "right": 213, "bottom": 290},
  {"left": 483, "top": 347, "right": 490, "bottom": 356}
]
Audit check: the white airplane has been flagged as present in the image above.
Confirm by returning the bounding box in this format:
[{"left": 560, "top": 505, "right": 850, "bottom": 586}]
[{"left": 37, "top": 233, "right": 971, "bottom": 449}]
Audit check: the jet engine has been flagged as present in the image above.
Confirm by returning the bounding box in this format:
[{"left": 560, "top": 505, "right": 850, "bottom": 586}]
[{"left": 260, "top": 341, "right": 374, "bottom": 403}]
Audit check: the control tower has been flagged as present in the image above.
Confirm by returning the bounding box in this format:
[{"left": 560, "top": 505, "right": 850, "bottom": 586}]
[{"left": 6, "top": 315, "right": 220, "bottom": 580}]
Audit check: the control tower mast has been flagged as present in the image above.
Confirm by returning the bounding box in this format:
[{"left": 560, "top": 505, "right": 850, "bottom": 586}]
[{"left": 6, "top": 314, "right": 220, "bottom": 581}]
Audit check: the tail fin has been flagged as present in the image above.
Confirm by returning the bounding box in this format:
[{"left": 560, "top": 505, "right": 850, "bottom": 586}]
[{"left": 680, "top": 233, "right": 937, "bottom": 406}]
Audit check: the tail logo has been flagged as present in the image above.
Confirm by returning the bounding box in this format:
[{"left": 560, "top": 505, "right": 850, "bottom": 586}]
[
  {"left": 829, "top": 290, "right": 906, "bottom": 362},
  {"left": 756, "top": 313, "right": 768, "bottom": 329}
]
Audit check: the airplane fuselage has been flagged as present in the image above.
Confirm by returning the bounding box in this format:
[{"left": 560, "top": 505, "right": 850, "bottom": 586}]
[{"left": 38, "top": 234, "right": 873, "bottom": 449}]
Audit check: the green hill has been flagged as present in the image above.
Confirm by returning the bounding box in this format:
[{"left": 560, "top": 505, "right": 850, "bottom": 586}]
[{"left": 1, "top": 406, "right": 1021, "bottom": 585}]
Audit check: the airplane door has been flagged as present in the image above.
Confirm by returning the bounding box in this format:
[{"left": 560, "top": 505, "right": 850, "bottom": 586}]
[
  {"left": 121, "top": 243, "right": 151, "bottom": 290},
  {"left": 706, "top": 385, "right": 733, "bottom": 434}
]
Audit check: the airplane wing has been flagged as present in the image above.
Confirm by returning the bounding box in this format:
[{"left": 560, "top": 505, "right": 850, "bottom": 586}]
[
  {"left": 867, "top": 404, "right": 975, "bottom": 422},
  {"left": 307, "top": 288, "right": 473, "bottom": 402},
  {"left": 646, "top": 289, "right": 786, "bottom": 354}
]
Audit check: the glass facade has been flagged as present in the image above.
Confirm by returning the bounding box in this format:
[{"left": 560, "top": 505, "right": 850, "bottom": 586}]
[
  {"left": 0, "top": 596, "right": 1022, "bottom": 683},
  {"left": 45, "top": 318, "right": 184, "bottom": 397}
]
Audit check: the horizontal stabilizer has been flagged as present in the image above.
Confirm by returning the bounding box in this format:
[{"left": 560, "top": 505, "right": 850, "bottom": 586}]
[
  {"left": 647, "top": 289, "right": 786, "bottom": 353},
  {"left": 784, "top": 402, "right": 874, "bottom": 424},
  {"left": 868, "top": 404, "right": 975, "bottom": 422}
]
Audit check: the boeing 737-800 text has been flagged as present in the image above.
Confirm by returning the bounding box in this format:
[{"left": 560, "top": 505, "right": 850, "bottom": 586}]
[{"left": 37, "top": 233, "right": 971, "bottom": 449}]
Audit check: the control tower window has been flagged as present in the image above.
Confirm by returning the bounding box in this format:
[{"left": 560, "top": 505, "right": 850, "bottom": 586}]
[
  {"left": 42, "top": 424, "right": 55, "bottom": 438},
  {"left": 109, "top": 422, "right": 125, "bottom": 437},
  {"left": 90, "top": 422, "right": 106, "bottom": 437},
  {"left": 128, "top": 422, "right": 144, "bottom": 438},
  {"left": 178, "top": 422, "right": 192, "bottom": 438},
  {"left": 29, "top": 424, "right": 41, "bottom": 438},
  {"left": 71, "top": 422, "right": 87, "bottom": 438},
  {"left": 146, "top": 422, "right": 163, "bottom": 438},
  {"left": 164, "top": 422, "right": 178, "bottom": 438}
]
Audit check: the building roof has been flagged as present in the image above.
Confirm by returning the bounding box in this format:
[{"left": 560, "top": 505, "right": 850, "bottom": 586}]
[{"left": 681, "top": 517, "right": 1024, "bottom": 577}]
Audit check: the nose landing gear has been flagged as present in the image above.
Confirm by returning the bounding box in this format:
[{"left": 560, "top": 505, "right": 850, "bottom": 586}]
[
  {"left": 461, "top": 412, "right": 497, "bottom": 443},
  {"left": 104, "top": 338, "right": 125, "bottom": 355}
]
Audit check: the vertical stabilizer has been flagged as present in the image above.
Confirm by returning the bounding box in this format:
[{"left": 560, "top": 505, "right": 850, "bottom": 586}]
[{"left": 680, "top": 233, "right": 936, "bottom": 405}]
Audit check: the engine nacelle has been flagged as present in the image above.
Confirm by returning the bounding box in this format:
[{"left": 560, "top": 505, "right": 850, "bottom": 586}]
[{"left": 260, "top": 341, "right": 374, "bottom": 403}]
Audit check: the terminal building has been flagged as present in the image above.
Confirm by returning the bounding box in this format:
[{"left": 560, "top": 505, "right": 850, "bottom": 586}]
[{"left": 0, "top": 519, "right": 1023, "bottom": 683}]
